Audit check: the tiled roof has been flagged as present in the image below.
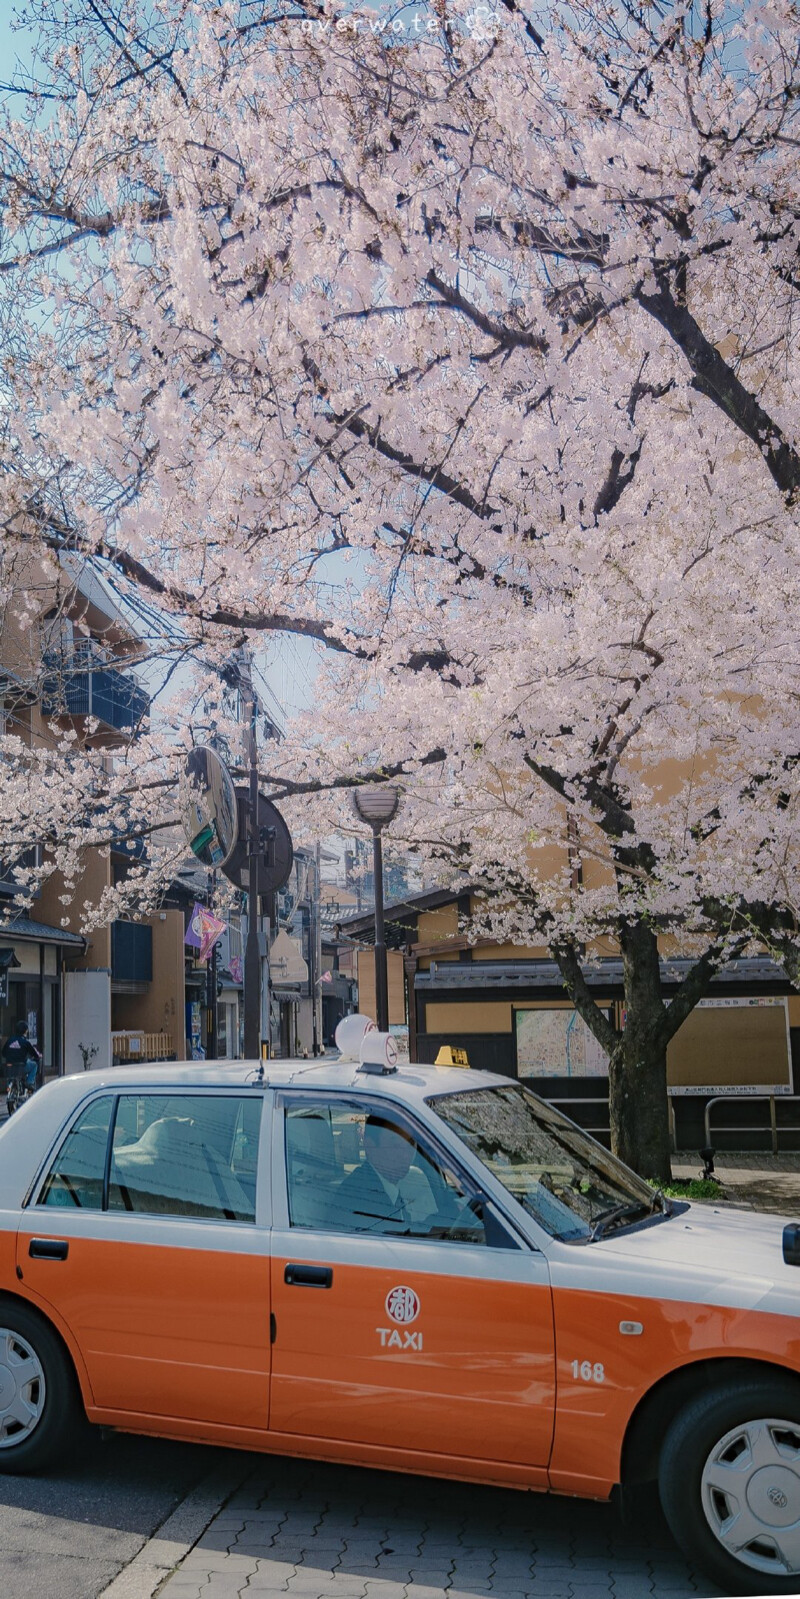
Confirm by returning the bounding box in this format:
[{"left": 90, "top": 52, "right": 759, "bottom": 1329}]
[{"left": 0, "top": 914, "right": 85, "bottom": 946}]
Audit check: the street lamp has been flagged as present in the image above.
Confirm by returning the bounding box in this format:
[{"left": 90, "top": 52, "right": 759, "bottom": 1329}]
[
  {"left": 225, "top": 649, "right": 262, "bottom": 1062},
  {"left": 350, "top": 784, "right": 402, "bottom": 1032}
]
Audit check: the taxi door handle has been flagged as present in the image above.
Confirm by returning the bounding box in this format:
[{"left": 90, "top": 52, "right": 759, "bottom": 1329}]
[
  {"left": 284, "top": 1263, "right": 332, "bottom": 1288},
  {"left": 29, "top": 1238, "right": 69, "bottom": 1261}
]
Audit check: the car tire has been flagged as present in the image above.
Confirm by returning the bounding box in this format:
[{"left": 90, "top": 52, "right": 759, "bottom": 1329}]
[
  {"left": 0, "top": 1302, "right": 82, "bottom": 1473},
  {"left": 659, "top": 1375, "right": 800, "bottom": 1595}
]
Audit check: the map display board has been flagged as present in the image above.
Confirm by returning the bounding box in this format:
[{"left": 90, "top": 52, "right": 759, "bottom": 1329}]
[{"left": 515, "top": 1007, "right": 610, "bottom": 1079}]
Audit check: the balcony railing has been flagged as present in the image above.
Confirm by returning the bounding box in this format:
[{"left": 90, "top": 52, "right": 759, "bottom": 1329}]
[
  {"left": 111, "top": 921, "right": 153, "bottom": 983},
  {"left": 42, "top": 649, "right": 150, "bottom": 733},
  {"left": 112, "top": 1030, "right": 174, "bottom": 1063}
]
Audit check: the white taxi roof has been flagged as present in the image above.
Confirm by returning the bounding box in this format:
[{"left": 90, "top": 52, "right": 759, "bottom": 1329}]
[
  {"left": 54, "top": 1057, "right": 501, "bottom": 1103},
  {"left": 0, "top": 1058, "right": 503, "bottom": 1208}
]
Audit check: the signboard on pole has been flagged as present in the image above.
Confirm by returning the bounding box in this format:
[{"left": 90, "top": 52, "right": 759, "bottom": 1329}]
[
  {"left": 270, "top": 928, "right": 309, "bottom": 986},
  {"left": 222, "top": 788, "right": 294, "bottom": 894}
]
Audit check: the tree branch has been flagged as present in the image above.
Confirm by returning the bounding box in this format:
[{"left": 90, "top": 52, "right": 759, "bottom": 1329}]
[
  {"left": 660, "top": 936, "right": 749, "bottom": 1045},
  {"left": 636, "top": 280, "right": 800, "bottom": 504},
  {"left": 552, "top": 940, "right": 621, "bottom": 1056}
]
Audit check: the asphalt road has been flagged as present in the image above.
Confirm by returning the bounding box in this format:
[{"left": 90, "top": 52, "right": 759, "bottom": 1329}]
[{"left": 0, "top": 1428, "right": 241, "bottom": 1599}]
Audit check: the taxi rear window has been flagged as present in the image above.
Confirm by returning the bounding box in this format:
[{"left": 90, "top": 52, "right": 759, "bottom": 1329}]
[{"left": 36, "top": 1092, "right": 261, "bottom": 1223}]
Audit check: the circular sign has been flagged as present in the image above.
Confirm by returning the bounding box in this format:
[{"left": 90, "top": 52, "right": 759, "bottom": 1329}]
[
  {"left": 182, "top": 747, "right": 238, "bottom": 870},
  {"left": 221, "top": 787, "right": 294, "bottom": 894},
  {"left": 385, "top": 1286, "right": 420, "bottom": 1325}
]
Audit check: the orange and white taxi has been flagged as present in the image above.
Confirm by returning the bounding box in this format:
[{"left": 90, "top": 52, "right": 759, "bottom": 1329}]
[{"left": 1, "top": 1049, "right": 800, "bottom": 1596}]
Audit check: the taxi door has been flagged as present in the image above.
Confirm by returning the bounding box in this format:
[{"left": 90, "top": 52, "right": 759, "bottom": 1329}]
[
  {"left": 17, "top": 1087, "right": 272, "bottom": 1436},
  {"left": 269, "top": 1092, "right": 555, "bottom": 1476}
]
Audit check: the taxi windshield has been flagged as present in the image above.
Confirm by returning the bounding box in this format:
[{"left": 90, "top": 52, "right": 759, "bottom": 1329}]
[{"left": 428, "top": 1083, "right": 661, "bottom": 1242}]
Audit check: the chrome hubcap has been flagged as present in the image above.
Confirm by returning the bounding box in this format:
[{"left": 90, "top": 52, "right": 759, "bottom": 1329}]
[
  {"left": 0, "top": 1328, "right": 46, "bottom": 1448},
  {"left": 701, "top": 1416, "right": 800, "bottom": 1575}
]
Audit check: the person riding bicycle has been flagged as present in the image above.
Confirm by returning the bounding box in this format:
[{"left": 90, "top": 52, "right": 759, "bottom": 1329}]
[{"left": 2, "top": 1021, "right": 40, "bottom": 1109}]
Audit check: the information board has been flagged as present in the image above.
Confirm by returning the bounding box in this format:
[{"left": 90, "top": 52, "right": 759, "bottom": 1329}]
[
  {"left": 516, "top": 1007, "right": 610, "bottom": 1079},
  {"left": 667, "top": 996, "right": 792, "bottom": 1095}
]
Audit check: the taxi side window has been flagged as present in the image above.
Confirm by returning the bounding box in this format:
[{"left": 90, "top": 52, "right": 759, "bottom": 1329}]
[
  {"left": 39, "top": 1097, "right": 114, "bottom": 1209},
  {"left": 285, "top": 1099, "right": 487, "bottom": 1244},
  {"left": 108, "top": 1094, "right": 260, "bottom": 1222}
]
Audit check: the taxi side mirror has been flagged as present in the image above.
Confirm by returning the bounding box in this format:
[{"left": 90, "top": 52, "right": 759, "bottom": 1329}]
[{"left": 783, "top": 1223, "right": 800, "bottom": 1266}]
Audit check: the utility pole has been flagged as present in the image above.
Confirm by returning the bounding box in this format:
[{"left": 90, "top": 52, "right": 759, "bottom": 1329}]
[
  {"left": 241, "top": 654, "right": 263, "bottom": 1061},
  {"left": 313, "top": 841, "right": 323, "bottom": 1054},
  {"left": 205, "top": 869, "right": 218, "bottom": 1059}
]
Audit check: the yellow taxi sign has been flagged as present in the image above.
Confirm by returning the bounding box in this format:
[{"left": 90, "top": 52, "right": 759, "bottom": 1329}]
[{"left": 434, "top": 1045, "right": 470, "bottom": 1068}]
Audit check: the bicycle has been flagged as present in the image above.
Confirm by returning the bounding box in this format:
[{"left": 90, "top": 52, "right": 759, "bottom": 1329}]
[{"left": 6, "top": 1075, "right": 36, "bottom": 1116}]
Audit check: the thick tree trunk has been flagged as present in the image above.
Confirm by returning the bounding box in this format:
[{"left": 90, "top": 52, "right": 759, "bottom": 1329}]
[
  {"left": 608, "top": 920, "right": 672, "bottom": 1184},
  {"left": 608, "top": 1036, "right": 671, "bottom": 1183}
]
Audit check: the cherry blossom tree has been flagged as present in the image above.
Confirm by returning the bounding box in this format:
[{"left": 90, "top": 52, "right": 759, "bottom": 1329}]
[{"left": 1, "top": 0, "right": 799, "bottom": 1175}]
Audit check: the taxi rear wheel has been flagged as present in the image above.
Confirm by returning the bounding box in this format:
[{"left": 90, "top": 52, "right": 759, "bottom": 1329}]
[
  {"left": 659, "top": 1376, "right": 800, "bottom": 1595},
  {"left": 0, "top": 1302, "right": 80, "bottom": 1473}
]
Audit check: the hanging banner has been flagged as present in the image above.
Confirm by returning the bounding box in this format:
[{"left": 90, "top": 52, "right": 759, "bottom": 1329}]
[{"left": 185, "top": 902, "right": 227, "bottom": 963}]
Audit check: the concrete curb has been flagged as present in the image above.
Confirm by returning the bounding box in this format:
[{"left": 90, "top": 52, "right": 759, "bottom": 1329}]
[{"left": 96, "top": 1458, "right": 252, "bottom": 1599}]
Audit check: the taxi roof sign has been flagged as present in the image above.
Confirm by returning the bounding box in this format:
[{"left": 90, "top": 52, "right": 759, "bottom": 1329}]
[{"left": 434, "top": 1045, "right": 470, "bottom": 1068}]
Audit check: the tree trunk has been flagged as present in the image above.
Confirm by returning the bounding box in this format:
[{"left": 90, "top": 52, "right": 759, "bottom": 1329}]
[{"left": 608, "top": 920, "right": 672, "bottom": 1183}]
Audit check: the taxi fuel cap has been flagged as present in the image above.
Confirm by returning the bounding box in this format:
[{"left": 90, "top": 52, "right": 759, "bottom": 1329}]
[{"left": 782, "top": 1223, "right": 800, "bottom": 1266}]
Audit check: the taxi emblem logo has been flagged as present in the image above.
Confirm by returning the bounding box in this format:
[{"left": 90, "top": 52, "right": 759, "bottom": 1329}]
[{"left": 385, "top": 1285, "right": 420, "bottom": 1325}]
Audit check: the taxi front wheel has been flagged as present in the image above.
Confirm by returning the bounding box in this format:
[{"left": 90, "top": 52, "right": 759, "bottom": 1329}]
[
  {"left": 658, "top": 1376, "right": 800, "bottom": 1595},
  {"left": 0, "top": 1302, "right": 81, "bottom": 1473}
]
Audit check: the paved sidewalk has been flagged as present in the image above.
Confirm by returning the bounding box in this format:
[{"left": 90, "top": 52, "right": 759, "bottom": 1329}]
[
  {"left": 672, "top": 1150, "right": 800, "bottom": 1213},
  {"left": 137, "top": 1456, "right": 707, "bottom": 1599}
]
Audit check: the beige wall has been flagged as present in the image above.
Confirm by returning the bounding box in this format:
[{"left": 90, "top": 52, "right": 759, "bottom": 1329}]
[
  {"left": 356, "top": 948, "right": 405, "bottom": 1027},
  {"left": 112, "top": 910, "right": 186, "bottom": 1058},
  {"left": 38, "top": 851, "right": 112, "bottom": 969},
  {"left": 417, "top": 904, "right": 461, "bottom": 966},
  {"left": 476, "top": 942, "right": 551, "bottom": 961},
  {"left": 425, "top": 1001, "right": 513, "bottom": 1034},
  {"left": 0, "top": 546, "right": 59, "bottom": 684}
]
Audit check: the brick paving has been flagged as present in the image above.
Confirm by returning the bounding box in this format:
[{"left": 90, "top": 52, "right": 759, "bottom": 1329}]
[{"left": 154, "top": 1457, "right": 711, "bottom": 1599}]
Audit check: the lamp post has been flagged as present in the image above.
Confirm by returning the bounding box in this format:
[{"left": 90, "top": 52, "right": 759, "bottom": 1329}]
[
  {"left": 228, "top": 650, "right": 262, "bottom": 1062},
  {"left": 350, "top": 785, "right": 402, "bottom": 1032}
]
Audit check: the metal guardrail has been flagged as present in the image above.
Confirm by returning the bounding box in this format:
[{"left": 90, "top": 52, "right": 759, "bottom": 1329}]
[
  {"left": 704, "top": 1094, "right": 800, "bottom": 1154},
  {"left": 549, "top": 1095, "right": 678, "bottom": 1153},
  {"left": 548, "top": 1096, "right": 610, "bottom": 1137}
]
